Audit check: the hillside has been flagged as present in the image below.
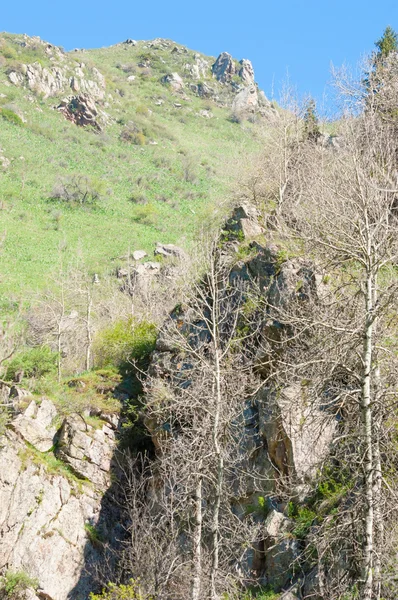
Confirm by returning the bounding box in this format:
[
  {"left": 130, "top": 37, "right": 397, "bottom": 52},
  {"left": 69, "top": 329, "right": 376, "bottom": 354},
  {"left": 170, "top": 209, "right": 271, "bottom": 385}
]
[{"left": 0, "top": 33, "right": 271, "bottom": 299}]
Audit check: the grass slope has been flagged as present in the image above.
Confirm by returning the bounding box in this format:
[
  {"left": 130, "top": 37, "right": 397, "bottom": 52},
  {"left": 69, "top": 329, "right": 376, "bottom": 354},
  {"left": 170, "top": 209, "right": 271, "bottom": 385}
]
[{"left": 0, "top": 33, "right": 263, "bottom": 300}]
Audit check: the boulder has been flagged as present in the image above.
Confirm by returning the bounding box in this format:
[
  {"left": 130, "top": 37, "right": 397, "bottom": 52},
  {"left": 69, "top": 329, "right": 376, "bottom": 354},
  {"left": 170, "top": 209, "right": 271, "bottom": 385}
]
[
  {"left": 198, "top": 109, "right": 213, "bottom": 118},
  {"left": 232, "top": 84, "right": 258, "bottom": 114},
  {"left": 224, "top": 203, "right": 265, "bottom": 240},
  {"left": 161, "top": 73, "right": 184, "bottom": 91},
  {"left": 212, "top": 52, "right": 236, "bottom": 83},
  {"left": 154, "top": 242, "right": 187, "bottom": 260},
  {"left": 123, "top": 39, "right": 137, "bottom": 45},
  {"left": 132, "top": 249, "right": 147, "bottom": 261},
  {"left": 239, "top": 59, "right": 255, "bottom": 85},
  {"left": 57, "top": 94, "right": 106, "bottom": 131}
]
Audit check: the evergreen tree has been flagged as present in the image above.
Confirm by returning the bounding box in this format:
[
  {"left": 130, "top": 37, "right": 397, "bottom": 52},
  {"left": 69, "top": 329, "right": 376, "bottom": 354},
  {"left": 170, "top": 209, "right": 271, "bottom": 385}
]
[
  {"left": 303, "top": 98, "right": 320, "bottom": 143},
  {"left": 375, "top": 25, "right": 398, "bottom": 60}
]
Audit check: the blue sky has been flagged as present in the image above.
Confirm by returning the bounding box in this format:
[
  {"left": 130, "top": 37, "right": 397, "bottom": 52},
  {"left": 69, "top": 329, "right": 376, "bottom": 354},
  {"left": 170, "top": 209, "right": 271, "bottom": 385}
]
[{"left": 2, "top": 0, "right": 397, "bottom": 114}]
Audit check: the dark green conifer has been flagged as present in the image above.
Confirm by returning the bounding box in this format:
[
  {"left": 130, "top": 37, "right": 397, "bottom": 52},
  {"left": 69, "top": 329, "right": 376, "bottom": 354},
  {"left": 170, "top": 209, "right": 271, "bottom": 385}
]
[{"left": 303, "top": 99, "right": 321, "bottom": 143}]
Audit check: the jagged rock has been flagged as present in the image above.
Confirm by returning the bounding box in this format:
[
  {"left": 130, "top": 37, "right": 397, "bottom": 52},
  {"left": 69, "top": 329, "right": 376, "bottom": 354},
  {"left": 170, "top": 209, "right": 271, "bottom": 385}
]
[
  {"left": 56, "top": 415, "right": 116, "bottom": 488},
  {"left": 161, "top": 72, "right": 184, "bottom": 91},
  {"left": 232, "top": 84, "right": 258, "bottom": 114},
  {"left": 154, "top": 242, "right": 187, "bottom": 260},
  {"left": 12, "top": 399, "right": 58, "bottom": 452},
  {"left": 212, "top": 52, "right": 236, "bottom": 83},
  {"left": 8, "top": 70, "right": 24, "bottom": 86},
  {"left": 8, "top": 60, "right": 105, "bottom": 100},
  {"left": 132, "top": 250, "right": 147, "bottom": 261},
  {"left": 239, "top": 59, "right": 255, "bottom": 85},
  {"left": 184, "top": 54, "right": 209, "bottom": 79},
  {"left": 57, "top": 94, "right": 107, "bottom": 131},
  {"left": 224, "top": 203, "right": 265, "bottom": 240},
  {"left": 123, "top": 39, "right": 137, "bottom": 45}
]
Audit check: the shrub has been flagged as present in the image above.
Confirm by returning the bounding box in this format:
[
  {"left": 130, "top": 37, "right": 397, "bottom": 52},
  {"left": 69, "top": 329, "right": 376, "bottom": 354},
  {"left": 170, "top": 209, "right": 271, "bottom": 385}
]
[
  {"left": 132, "top": 204, "right": 158, "bottom": 226},
  {"left": 93, "top": 319, "right": 157, "bottom": 370},
  {"left": 50, "top": 175, "right": 105, "bottom": 206},
  {"left": 90, "top": 580, "right": 152, "bottom": 600},
  {"left": 0, "top": 570, "right": 39, "bottom": 599},
  {"left": 0, "top": 108, "right": 24, "bottom": 126},
  {"left": 5, "top": 346, "right": 58, "bottom": 381}
]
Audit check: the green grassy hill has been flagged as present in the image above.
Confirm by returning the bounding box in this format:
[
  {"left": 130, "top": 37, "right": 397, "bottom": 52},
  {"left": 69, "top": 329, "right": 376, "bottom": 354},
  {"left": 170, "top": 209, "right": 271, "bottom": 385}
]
[{"left": 0, "top": 33, "right": 264, "bottom": 301}]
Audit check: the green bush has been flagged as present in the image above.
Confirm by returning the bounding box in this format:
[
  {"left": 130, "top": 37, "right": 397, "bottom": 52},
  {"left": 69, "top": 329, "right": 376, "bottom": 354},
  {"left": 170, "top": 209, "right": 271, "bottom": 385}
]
[
  {"left": 90, "top": 580, "right": 152, "bottom": 600},
  {"left": 94, "top": 319, "right": 157, "bottom": 369},
  {"left": 0, "top": 570, "right": 39, "bottom": 599},
  {"left": 5, "top": 346, "right": 58, "bottom": 381},
  {"left": 0, "top": 108, "right": 24, "bottom": 126}
]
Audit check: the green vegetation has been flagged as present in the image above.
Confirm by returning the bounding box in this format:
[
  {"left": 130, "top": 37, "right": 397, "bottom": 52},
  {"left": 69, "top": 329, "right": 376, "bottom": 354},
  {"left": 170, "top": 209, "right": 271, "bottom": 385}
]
[
  {"left": 375, "top": 25, "right": 398, "bottom": 59},
  {"left": 89, "top": 580, "right": 153, "bottom": 600},
  {"left": 0, "top": 570, "right": 38, "bottom": 599},
  {"left": 93, "top": 318, "right": 157, "bottom": 370},
  {"left": 18, "top": 441, "right": 88, "bottom": 489},
  {"left": 84, "top": 522, "right": 105, "bottom": 547},
  {"left": 5, "top": 345, "right": 58, "bottom": 380},
  {"left": 0, "top": 107, "right": 24, "bottom": 126},
  {"left": 0, "top": 33, "right": 262, "bottom": 299}
]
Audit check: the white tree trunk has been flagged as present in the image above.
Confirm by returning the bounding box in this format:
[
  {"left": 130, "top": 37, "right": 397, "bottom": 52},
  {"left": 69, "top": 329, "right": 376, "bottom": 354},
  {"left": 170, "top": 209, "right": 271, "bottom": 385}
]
[
  {"left": 191, "top": 476, "right": 203, "bottom": 600},
  {"left": 362, "top": 271, "right": 374, "bottom": 600}
]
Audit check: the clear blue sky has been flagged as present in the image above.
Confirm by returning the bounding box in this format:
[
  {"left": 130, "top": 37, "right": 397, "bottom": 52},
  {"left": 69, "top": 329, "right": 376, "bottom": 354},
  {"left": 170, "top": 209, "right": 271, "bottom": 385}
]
[{"left": 2, "top": 0, "right": 397, "bottom": 114}]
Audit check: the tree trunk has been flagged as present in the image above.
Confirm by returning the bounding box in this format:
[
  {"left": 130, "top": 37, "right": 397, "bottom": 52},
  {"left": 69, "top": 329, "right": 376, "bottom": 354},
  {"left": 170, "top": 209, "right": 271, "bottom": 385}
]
[
  {"left": 191, "top": 476, "right": 203, "bottom": 600},
  {"left": 361, "top": 271, "right": 374, "bottom": 600}
]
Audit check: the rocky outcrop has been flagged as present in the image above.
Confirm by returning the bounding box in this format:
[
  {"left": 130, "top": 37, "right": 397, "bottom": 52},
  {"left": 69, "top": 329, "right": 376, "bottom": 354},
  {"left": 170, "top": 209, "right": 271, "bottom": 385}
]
[
  {"left": 0, "top": 396, "right": 120, "bottom": 600},
  {"left": 161, "top": 72, "right": 184, "bottom": 91},
  {"left": 232, "top": 84, "right": 258, "bottom": 114},
  {"left": 224, "top": 203, "right": 265, "bottom": 239},
  {"left": 184, "top": 54, "right": 209, "bottom": 79},
  {"left": 212, "top": 52, "right": 236, "bottom": 83},
  {"left": 11, "top": 399, "right": 57, "bottom": 452},
  {"left": 56, "top": 415, "right": 116, "bottom": 488},
  {"left": 8, "top": 61, "right": 105, "bottom": 100},
  {"left": 57, "top": 94, "right": 107, "bottom": 131},
  {"left": 239, "top": 59, "right": 255, "bottom": 85}
]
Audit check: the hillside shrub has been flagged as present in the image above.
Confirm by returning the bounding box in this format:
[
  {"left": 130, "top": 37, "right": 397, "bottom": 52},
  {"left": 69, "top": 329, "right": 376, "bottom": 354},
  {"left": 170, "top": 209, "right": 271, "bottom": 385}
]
[
  {"left": 93, "top": 319, "right": 157, "bottom": 370},
  {"left": 5, "top": 346, "right": 58, "bottom": 381},
  {"left": 50, "top": 175, "right": 105, "bottom": 206},
  {"left": 0, "top": 570, "right": 38, "bottom": 599},
  {"left": 0, "top": 108, "right": 24, "bottom": 126}
]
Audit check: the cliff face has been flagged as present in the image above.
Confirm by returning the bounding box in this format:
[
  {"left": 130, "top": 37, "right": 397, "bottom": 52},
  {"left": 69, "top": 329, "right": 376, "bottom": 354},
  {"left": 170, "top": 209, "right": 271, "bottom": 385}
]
[{"left": 0, "top": 395, "right": 120, "bottom": 600}]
